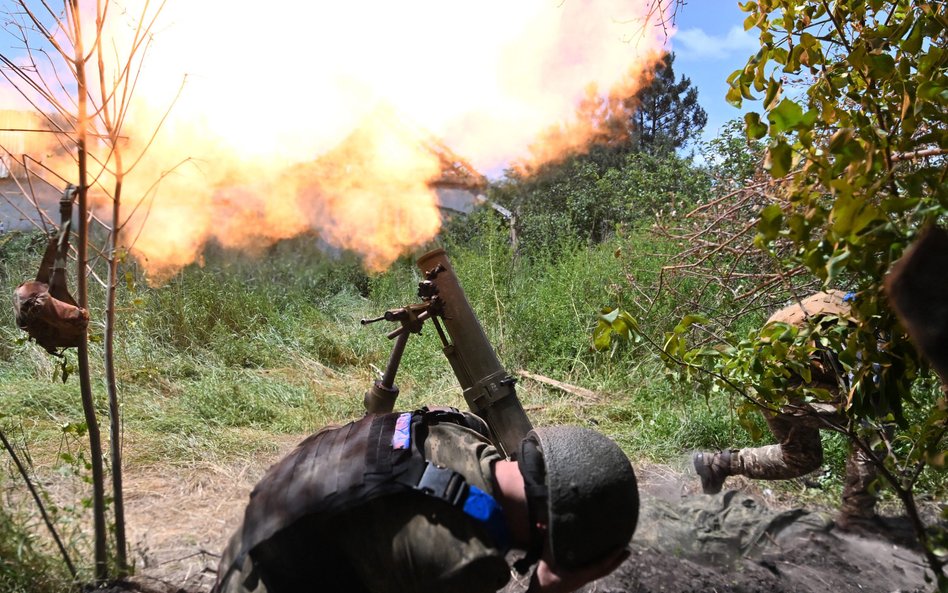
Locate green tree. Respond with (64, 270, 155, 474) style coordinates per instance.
(491, 150, 710, 255)
(702, 118, 767, 190)
(631, 52, 708, 155)
(536, 51, 709, 173)
(599, 0, 948, 584)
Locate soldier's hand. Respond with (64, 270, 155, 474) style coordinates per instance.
(527, 547, 630, 593)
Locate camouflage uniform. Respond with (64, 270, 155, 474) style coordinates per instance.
(728, 405, 879, 520)
(696, 291, 879, 521)
(216, 416, 510, 593)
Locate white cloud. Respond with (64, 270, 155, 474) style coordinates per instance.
(673, 25, 759, 60)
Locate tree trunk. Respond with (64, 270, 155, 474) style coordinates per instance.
(76, 202, 109, 585)
(105, 172, 128, 575)
(72, 1, 109, 580)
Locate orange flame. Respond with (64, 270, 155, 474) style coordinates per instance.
(2, 0, 673, 275)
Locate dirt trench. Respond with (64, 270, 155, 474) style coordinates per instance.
(117, 447, 933, 593)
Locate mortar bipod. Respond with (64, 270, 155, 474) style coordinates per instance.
(360, 297, 443, 414)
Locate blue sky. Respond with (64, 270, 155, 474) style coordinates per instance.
(667, 2, 759, 145)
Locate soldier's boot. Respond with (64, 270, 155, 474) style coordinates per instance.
(693, 450, 735, 495)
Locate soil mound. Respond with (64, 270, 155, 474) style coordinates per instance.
(580, 466, 931, 593)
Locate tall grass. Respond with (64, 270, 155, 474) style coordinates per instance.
(3, 220, 865, 463)
(0, 219, 765, 460)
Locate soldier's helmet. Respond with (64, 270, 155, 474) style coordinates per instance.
(518, 426, 638, 570)
(766, 290, 853, 327)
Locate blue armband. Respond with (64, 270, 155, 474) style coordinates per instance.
(463, 485, 511, 553)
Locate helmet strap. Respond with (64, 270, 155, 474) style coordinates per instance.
(512, 529, 544, 575)
(514, 437, 549, 574)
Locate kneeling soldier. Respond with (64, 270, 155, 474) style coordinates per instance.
(693, 291, 880, 529)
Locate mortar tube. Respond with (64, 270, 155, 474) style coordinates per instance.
(416, 248, 533, 457)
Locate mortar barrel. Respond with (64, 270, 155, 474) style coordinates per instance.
(416, 248, 533, 456)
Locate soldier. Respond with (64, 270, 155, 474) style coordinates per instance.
(214, 406, 639, 593)
(692, 290, 881, 530)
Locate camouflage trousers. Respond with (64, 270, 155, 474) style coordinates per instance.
(730, 411, 879, 519)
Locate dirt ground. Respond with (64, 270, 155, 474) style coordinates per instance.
(116, 440, 935, 593)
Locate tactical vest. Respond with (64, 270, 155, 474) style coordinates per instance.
(214, 407, 509, 593)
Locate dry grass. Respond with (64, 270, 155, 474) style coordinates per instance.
(121, 434, 303, 593)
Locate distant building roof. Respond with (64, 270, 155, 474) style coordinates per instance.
(419, 136, 487, 191)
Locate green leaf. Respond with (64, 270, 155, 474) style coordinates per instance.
(740, 81, 757, 101)
(612, 316, 631, 340)
(902, 20, 924, 54)
(799, 32, 818, 49)
(828, 128, 855, 154)
(800, 109, 818, 128)
(593, 323, 612, 351)
(768, 98, 804, 133)
(764, 141, 792, 178)
(744, 12, 759, 31)
(764, 76, 783, 111)
(618, 310, 641, 335)
(917, 81, 946, 101)
(758, 204, 784, 240)
(59, 358, 72, 384)
(804, 247, 828, 277)
(770, 45, 787, 64)
(593, 317, 614, 351)
(881, 197, 920, 214)
(786, 212, 810, 242)
(600, 308, 619, 324)
(594, 308, 640, 351)
(695, 348, 722, 359)
(663, 332, 682, 358)
(745, 112, 768, 139)
(737, 402, 765, 440)
(673, 314, 710, 334)
(848, 45, 868, 71)
(786, 44, 804, 72)
(866, 53, 895, 79)
(726, 85, 744, 108)
(61, 421, 87, 437)
(825, 249, 850, 285)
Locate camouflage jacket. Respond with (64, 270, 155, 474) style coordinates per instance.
(215, 412, 510, 593)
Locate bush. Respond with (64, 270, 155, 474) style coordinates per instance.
(0, 483, 75, 593)
(490, 151, 711, 256)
